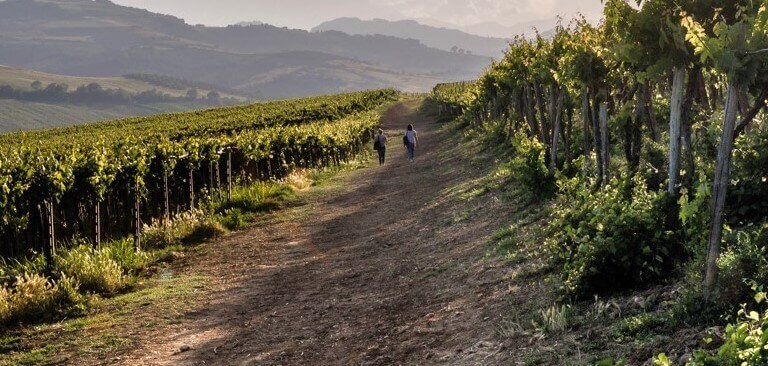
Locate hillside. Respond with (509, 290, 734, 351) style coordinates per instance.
(0, 99, 205, 132)
(0, 64, 253, 132)
(313, 17, 510, 58)
(0, 0, 490, 98)
(0, 65, 245, 99)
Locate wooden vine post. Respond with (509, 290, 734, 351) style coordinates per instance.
(215, 159, 222, 200)
(163, 170, 170, 224)
(188, 163, 195, 209)
(43, 200, 56, 269)
(94, 199, 101, 248)
(209, 161, 215, 193)
(226, 148, 233, 201)
(133, 183, 141, 251)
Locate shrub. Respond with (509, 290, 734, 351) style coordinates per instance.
(56, 245, 126, 294)
(713, 228, 768, 308)
(729, 123, 768, 223)
(509, 132, 555, 200)
(551, 173, 682, 296)
(688, 304, 768, 365)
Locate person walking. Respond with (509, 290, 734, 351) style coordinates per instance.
(404, 124, 418, 162)
(373, 128, 388, 165)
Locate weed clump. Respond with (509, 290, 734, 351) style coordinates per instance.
(56, 245, 126, 294)
(0, 274, 85, 325)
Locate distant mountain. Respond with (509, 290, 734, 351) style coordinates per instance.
(313, 17, 509, 58)
(415, 18, 558, 39)
(0, 0, 490, 99)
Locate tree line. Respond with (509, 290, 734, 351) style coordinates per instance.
(0, 81, 241, 106)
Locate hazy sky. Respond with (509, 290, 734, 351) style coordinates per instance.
(111, 0, 603, 32)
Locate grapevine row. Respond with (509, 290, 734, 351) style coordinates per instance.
(0, 90, 396, 260)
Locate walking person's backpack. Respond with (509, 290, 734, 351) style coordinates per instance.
(373, 135, 381, 151)
(403, 134, 408, 146)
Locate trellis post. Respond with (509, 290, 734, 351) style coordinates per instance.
(163, 170, 170, 224)
(227, 149, 233, 201)
(44, 200, 56, 269)
(188, 164, 195, 209)
(94, 199, 101, 248)
(133, 188, 141, 251)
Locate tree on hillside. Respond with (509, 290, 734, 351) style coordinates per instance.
(206, 91, 221, 105)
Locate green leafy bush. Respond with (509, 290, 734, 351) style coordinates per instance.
(551, 173, 681, 296)
(713, 228, 768, 308)
(509, 132, 556, 200)
(729, 123, 768, 223)
(688, 299, 768, 365)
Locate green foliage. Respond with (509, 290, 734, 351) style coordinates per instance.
(55, 245, 126, 294)
(0, 273, 85, 325)
(102, 239, 153, 274)
(678, 183, 711, 257)
(715, 228, 768, 307)
(509, 132, 556, 200)
(215, 183, 295, 214)
(551, 173, 681, 296)
(729, 123, 768, 223)
(688, 300, 768, 365)
(0, 90, 394, 245)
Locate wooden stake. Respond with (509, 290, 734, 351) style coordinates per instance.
(94, 199, 101, 248)
(133, 195, 141, 251)
(188, 165, 195, 209)
(163, 170, 170, 224)
(227, 149, 232, 201)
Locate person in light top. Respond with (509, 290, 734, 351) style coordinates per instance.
(404, 124, 418, 162)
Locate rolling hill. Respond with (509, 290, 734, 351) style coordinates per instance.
(312, 17, 510, 58)
(0, 0, 490, 98)
(0, 64, 252, 132)
(0, 64, 244, 99)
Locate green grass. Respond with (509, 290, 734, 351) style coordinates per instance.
(0, 275, 205, 366)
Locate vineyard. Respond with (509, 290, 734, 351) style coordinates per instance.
(0, 89, 396, 265)
(430, 1, 768, 363)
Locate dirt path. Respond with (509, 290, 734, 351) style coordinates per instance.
(117, 100, 529, 365)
